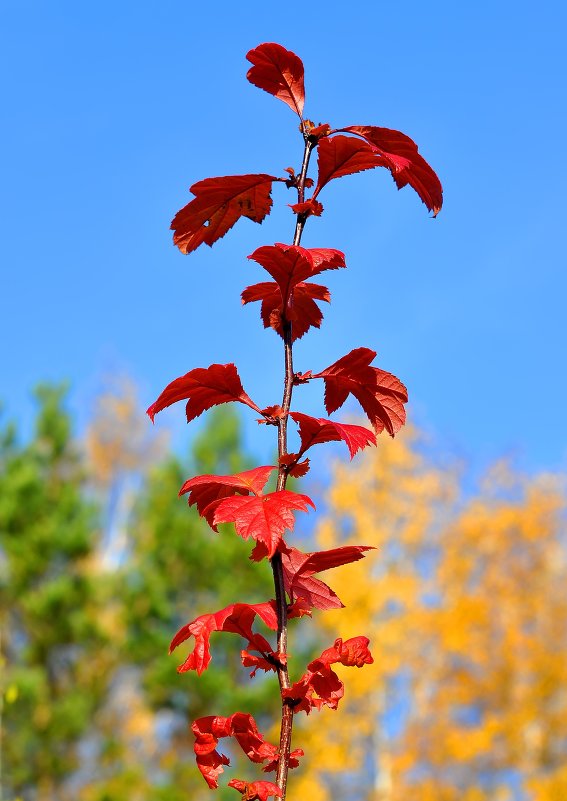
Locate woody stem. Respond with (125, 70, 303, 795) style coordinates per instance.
(271, 131, 315, 799)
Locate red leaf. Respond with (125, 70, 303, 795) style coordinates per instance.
(171, 174, 278, 254)
(228, 780, 282, 801)
(282, 636, 373, 714)
(289, 198, 324, 217)
(246, 43, 305, 118)
(340, 125, 443, 215)
(248, 243, 345, 305)
(259, 404, 285, 421)
(262, 747, 304, 774)
(147, 363, 261, 424)
(317, 636, 374, 668)
(169, 601, 277, 675)
(296, 545, 375, 578)
(241, 648, 283, 677)
(306, 122, 332, 139)
(311, 347, 408, 436)
(285, 457, 311, 478)
(192, 713, 278, 789)
(179, 466, 276, 529)
(213, 490, 315, 560)
(287, 597, 313, 619)
(313, 135, 387, 196)
(282, 663, 344, 714)
(242, 280, 330, 341)
(281, 545, 374, 611)
(277, 282, 331, 339)
(244, 243, 343, 341)
(290, 411, 376, 459)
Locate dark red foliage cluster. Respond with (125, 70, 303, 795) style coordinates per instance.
(149, 42, 441, 801)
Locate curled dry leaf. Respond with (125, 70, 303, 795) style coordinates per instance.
(282, 636, 373, 714)
(192, 713, 279, 788)
(289, 198, 324, 217)
(169, 601, 278, 675)
(228, 779, 283, 801)
(317, 635, 374, 668)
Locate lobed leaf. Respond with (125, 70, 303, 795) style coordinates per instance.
(282, 636, 373, 714)
(316, 635, 374, 668)
(192, 713, 279, 788)
(340, 125, 443, 215)
(281, 545, 374, 610)
(248, 243, 345, 305)
(171, 174, 278, 254)
(282, 662, 343, 714)
(246, 43, 305, 117)
(289, 411, 376, 459)
(284, 457, 311, 478)
(147, 363, 261, 424)
(311, 347, 408, 436)
(179, 466, 276, 529)
(169, 602, 277, 675)
(213, 490, 315, 560)
(228, 779, 282, 801)
(313, 135, 388, 195)
(289, 198, 323, 217)
(241, 648, 284, 678)
(244, 243, 344, 341)
(262, 747, 304, 774)
(242, 280, 330, 341)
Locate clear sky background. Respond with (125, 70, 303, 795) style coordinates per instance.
(2, 1, 566, 475)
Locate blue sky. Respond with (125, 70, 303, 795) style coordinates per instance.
(2, 1, 566, 474)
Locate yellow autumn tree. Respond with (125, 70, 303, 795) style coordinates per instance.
(291, 428, 567, 801)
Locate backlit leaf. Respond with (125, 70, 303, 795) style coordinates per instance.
(171, 174, 278, 254)
(246, 43, 305, 117)
(244, 243, 343, 340)
(147, 363, 262, 424)
(290, 411, 376, 459)
(311, 347, 408, 436)
(248, 243, 345, 305)
(282, 636, 373, 714)
(317, 635, 374, 668)
(213, 490, 315, 560)
(281, 545, 374, 610)
(228, 779, 282, 801)
(192, 713, 278, 788)
(170, 602, 277, 675)
(340, 125, 443, 215)
(179, 466, 276, 529)
(313, 135, 387, 195)
(242, 281, 330, 341)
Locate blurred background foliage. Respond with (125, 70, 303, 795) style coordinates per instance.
(1, 381, 566, 801)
